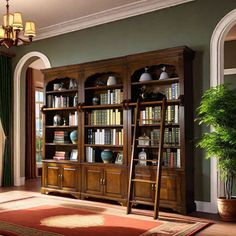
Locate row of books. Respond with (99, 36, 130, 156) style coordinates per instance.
(47, 95, 71, 108)
(139, 105, 179, 124)
(161, 83, 179, 100)
(164, 127, 180, 145)
(138, 127, 179, 147)
(87, 128, 124, 145)
(163, 148, 181, 168)
(87, 109, 122, 125)
(100, 89, 123, 105)
(53, 131, 70, 144)
(85, 147, 96, 162)
(69, 112, 78, 126)
(53, 151, 69, 160)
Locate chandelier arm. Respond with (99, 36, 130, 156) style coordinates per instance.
(17, 37, 32, 44)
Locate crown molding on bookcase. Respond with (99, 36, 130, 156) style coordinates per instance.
(35, 0, 195, 41)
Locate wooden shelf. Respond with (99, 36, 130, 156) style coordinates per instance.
(129, 100, 180, 107)
(45, 143, 77, 147)
(46, 125, 78, 129)
(135, 145, 180, 149)
(43, 107, 77, 111)
(46, 89, 78, 94)
(82, 104, 123, 109)
(84, 144, 123, 148)
(85, 125, 123, 128)
(131, 77, 179, 86)
(85, 84, 123, 91)
(42, 159, 78, 164)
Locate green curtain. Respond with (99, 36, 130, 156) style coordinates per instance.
(0, 55, 13, 186)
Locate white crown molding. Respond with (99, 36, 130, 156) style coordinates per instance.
(35, 0, 195, 41)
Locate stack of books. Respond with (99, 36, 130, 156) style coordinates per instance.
(53, 131, 69, 144)
(53, 151, 69, 160)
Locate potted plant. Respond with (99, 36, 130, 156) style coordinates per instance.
(196, 84, 236, 221)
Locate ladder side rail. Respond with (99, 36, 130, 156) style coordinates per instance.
(154, 98, 167, 219)
(127, 100, 140, 214)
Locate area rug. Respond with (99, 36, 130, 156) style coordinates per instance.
(0, 196, 210, 236)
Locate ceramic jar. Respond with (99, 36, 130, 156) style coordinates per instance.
(70, 130, 78, 144)
(101, 149, 113, 163)
(92, 96, 99, 105)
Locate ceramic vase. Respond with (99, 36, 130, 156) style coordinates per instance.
(70, 130, 78, 144)
(101, 149, 113, 163)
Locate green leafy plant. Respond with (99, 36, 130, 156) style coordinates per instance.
(196, 84, 236, 199)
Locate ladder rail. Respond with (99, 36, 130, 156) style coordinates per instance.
(127, 100, 140, 214)
(154, 98, 166, 219)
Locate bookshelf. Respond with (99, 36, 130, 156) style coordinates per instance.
(41, 46, 195, 213)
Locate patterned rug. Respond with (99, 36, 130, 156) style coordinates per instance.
(0, 195, 210, 236)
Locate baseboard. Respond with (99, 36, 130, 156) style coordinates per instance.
(195, 201, 218, 214)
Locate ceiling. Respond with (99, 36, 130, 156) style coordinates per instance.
(0, 0, 194, 40)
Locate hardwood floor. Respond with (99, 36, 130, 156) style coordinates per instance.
(0, 178, 235, 235)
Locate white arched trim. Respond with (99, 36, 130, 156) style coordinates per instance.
(196, 9, 236, 214)
(14, 52, 51, 186)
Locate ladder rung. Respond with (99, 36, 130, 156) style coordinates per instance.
(130, 200, 154, 206)
(133, 159, 158, 163)
(131, 179, 156, 184)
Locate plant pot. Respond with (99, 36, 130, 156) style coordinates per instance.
(217, 197, 236, 221)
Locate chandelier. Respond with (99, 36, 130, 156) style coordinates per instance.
(0, 0, 36, 48)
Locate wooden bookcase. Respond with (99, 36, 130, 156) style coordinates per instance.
(41, 46, 195, 213)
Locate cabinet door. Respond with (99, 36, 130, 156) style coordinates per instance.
(133, 170, 154, 202)
(103, 168, 127, 198)
(61, 165, 78, 192)
(83, 166, 103, 195)
(44, 164, 61, 189)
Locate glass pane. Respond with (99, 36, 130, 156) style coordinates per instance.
(39, 92, 43, 102)
(35, 104, 40, 118)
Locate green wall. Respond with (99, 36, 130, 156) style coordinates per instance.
(11, 0, 236, 202)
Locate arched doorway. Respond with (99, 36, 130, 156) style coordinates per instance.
(13, 52, 51, 186)
(210, 8, 236, 213)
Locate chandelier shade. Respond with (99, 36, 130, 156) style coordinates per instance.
(0, 0, 36, 48)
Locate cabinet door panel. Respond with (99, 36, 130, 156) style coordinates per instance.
(103, 168, 126, 198)
(45, 165, 61, 189)
(160, 174, 178, 202)
(84, 167, 103, 195)
(61, 166, 78, 191)
(133, 172, 153, 202)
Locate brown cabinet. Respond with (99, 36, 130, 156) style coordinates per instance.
(41, 46, 195, 214)
(133, 167, 184, 212)
(42, 161, 79, 196)
(82, 165, 127, 203)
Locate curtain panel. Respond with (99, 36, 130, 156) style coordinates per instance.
(0, 55, 13, 186)
(25, 67, 36, 179)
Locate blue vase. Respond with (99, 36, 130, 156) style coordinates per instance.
(101, 149, 113, 163)
(70, 130, 78, 144)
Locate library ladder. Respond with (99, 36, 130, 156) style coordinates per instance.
(126, 98, 167, 219)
